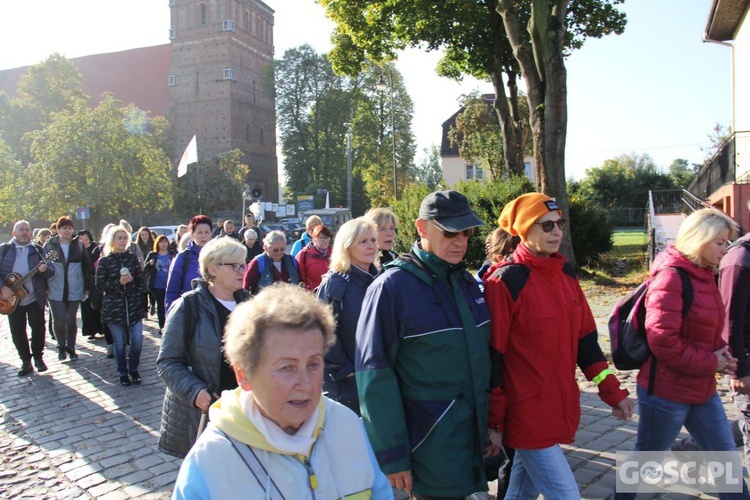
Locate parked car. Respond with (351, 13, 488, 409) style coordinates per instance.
(131, 225, 180, 243)
(279, 217, 301, 226)
(256, 223, 299, 243)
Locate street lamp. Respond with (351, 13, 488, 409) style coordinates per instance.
(344, 122, 353, 210)
(377, 71, 398, 200)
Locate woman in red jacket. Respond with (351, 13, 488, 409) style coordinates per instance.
(484, 192, 633, 499)
(616, 208, 747, 499)
(296, 225, 332, 291)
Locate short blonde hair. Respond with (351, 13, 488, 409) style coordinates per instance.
(305, 215, 322, 230)
(198, 237, 247, 282)
(103, 226, 130, 256)
(330, 218, 379, 273)
(223, 283, 336, 375)
(263, 230, 286, 246)
(675, 208, 738, 266)
(365, 207, 399, 230)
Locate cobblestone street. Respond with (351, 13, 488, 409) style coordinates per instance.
(0, 304, 743, 499)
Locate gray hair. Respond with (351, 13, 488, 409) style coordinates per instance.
(199, 237, 247, 282)
(263, 230, 286, 246)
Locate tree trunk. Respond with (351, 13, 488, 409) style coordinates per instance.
(497, 0, 577, 266)
(489, 69, 524, 176)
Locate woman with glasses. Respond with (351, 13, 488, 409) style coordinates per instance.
(484, 192, 633, 499)
(242, 230, 300, 295)
(365, 207, 399, 268)
(95, 226, 146, 386)
(156, 237, 251, 458)
(316, 218, 379, 414)
(295, 225, 332, 291)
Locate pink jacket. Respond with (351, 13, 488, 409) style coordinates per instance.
(639, 246, 725, 403)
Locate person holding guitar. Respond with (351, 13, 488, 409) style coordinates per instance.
(0, 220, 56, 376)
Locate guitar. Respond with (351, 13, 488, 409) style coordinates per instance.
(0, 251, 57, 315)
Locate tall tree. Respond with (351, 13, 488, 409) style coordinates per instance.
(413, 145, 443, 191)
(319, 0, 626, 264)
(16, 94, 173, 229)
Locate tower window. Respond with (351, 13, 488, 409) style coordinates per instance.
(222, 19, 234, 31)
(200, 4, 207, 25)
(260, 127, 265, 145)
(223, 68, 236, 80)
(169, 29, 176, 39)
(167, 75, 176, 86)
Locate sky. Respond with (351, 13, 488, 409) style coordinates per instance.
(0, 0, 731, 181)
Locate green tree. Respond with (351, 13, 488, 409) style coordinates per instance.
(18, 94, 173, 229)
(668, 158, 695, 189)
(0, 138, 24, 225)
(318, 0, 627, 266)
(275, 46, 415, 209)
(413, 145, 443, 190)
(0, 54, 89, 163)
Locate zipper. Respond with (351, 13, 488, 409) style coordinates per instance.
(302, 429, 321, 499)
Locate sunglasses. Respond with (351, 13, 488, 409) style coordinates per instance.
(429, 221, 477, 239)
(219, 263, 247, 272)
(534, 218, 567, 233)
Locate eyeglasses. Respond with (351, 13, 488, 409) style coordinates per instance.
(219, 263, 247, 272)
(534, 218, 567, 233)
(429, 221, 476, 239)
(315, 236, 331, 242)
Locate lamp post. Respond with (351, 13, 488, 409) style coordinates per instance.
(344, 122, 353, 210)
(377, 70, 398, 200)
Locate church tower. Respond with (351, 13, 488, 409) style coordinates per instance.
(167, 0, 278, 202)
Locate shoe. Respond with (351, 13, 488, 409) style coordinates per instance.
(106, 345, 114, 359)
(67, 348, 79, 360)
(33, 357, 48, 373)
(87, 335, 98, 342)
(150, 304, 156, 316)
(129, 371, 141, 384)
(58, 347, 67, 361)
(120, 375, 131, 386)
(17, 361, 33, 377)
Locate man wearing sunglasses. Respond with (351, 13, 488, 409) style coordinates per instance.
(356, 190, 493, 499)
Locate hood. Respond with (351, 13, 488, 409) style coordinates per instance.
(651, 246, 713, 283)
(209, 388, 326, 458)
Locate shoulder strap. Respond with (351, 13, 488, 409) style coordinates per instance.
(221, 430, 285, 499)
(181, 249, 191, 279)
(490, 263, 531, 302)
(182, 292, 199, 355)
(668, 267, 693, 317)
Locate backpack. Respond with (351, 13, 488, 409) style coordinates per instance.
(608, 267, 693, 375)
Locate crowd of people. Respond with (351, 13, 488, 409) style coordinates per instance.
(3, 192, 750, 499)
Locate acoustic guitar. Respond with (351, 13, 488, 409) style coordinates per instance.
(0, 251, 57, 315)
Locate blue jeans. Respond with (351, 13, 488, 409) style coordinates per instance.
(615, 384, 749, 499)
(505, 444, 579, 499)
(108, 322, 143, 376)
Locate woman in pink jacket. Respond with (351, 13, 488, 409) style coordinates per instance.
(617, 208, 747, 499)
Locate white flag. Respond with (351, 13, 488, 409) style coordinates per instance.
(325, 190, 330, 209)
(177, 135, 198, 177)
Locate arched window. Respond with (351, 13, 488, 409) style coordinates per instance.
(259, 127, 265, 145)
(200, 4, 207, 25)
(245, 124, 251, 142)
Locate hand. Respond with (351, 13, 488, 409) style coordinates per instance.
(731, 376, 750, 395)
(119, 274, 133, 286)
(612, 398, 635, 420)
(0, 286, 13, 300)
(387, 470, 412, 492)
(485, 429, 503, 457)
(194, 389, 214, 412)
(38, 263, 47, 273)
(715, 347, 738, 374)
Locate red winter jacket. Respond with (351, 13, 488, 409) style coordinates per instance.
(485, 243, 626, 449)
(639, 246, 724, 403)
(296, 243, 331, 291)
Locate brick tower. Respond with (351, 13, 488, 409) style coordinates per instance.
(167, 0, 278, 202)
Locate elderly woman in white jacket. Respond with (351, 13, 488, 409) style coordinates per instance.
(172, 283, 391, 499)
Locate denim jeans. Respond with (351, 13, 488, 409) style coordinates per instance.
(108, 322, 143, 376)
(615, 384, 749, 499)
(505, 444, 579, 499)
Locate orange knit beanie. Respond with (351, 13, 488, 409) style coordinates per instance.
(498, 193, 562, 242)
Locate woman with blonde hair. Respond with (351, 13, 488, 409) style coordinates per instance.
(365, 207, 399, 266)
(316, 217, 379, 414)
(95, 225, 146, 386)
(616, 208, 748, 498)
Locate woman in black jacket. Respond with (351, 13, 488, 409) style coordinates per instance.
(316, 217, 379, 414)
(95, 225, 146, 386)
